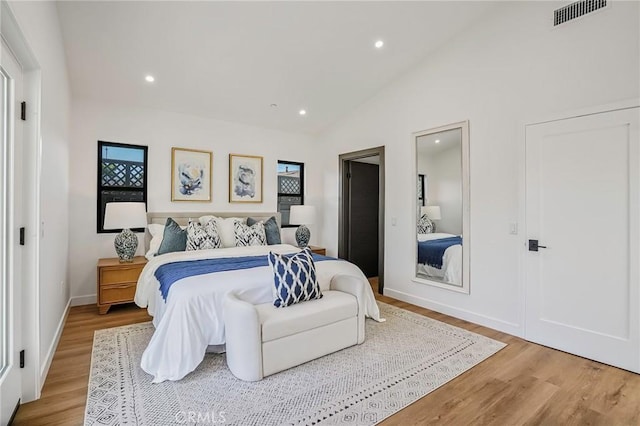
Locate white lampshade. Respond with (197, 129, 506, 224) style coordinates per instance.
(104, 202, 147, 230)
(289, 205, 316, 225)
(421, 205, 441, 220)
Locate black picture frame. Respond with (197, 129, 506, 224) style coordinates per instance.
(418, 174, 425, 207)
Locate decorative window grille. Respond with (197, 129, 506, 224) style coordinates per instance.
(101, 160, 144, 187)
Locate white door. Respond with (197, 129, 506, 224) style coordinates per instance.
(0, 41, 24, 424)
(525, 107, 639, 372)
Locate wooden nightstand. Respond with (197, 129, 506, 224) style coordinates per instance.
(97, 256, 147, 314)
(308, 245, 326, 256)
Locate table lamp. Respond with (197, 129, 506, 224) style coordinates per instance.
(103, 202, 147, 262)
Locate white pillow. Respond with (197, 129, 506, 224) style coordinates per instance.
(145, 223, 165, 260)
(199, 216, 246, 248)
(198, 215, 216, 225)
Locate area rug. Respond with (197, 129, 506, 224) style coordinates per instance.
(84, 302, 505, 425)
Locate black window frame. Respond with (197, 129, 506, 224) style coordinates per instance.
(277, 160, 305, 228)
(97, 140, 148, 233)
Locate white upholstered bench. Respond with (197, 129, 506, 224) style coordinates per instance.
(223, 274, 366, 381)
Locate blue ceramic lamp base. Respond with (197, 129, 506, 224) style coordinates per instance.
(295, 225, 310, 248)
(114, 228, 139, 262)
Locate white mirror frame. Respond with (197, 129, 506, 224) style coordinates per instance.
(412, 120, 470, 294)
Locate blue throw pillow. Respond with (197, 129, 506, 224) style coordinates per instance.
(268, 247, 322, 307)
(157, 218, 187, 255)
(247, 216, 282, 245)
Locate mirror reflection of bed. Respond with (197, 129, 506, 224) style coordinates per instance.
(415, 124, 466, 288)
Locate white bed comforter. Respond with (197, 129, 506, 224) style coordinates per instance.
(134, 244, 382, 383)
(417, 233, 462, 285)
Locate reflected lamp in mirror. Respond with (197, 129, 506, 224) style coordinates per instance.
(289, 205, 315, 248)
(103, 202, 147, 262)
(421, 205, 441, 220)
(421, 206, 441, 231)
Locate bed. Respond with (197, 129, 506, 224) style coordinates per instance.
(417, 232, 462, 286)
(135, 212, 382, 383)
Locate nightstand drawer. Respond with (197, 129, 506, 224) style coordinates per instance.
(100, 265, 144, 285)
(100, 283, 137, 304)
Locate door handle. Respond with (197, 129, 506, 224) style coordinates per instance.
(528, 239, 547, 252)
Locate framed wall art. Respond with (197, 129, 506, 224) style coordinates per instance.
(229, 154, 263, 203)
(171, 147, 212, 202)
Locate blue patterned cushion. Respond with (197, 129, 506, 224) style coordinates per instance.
(247, 216, 281, 245)
(234, 221, 267, 247)
(157, 218, 187, 255)
(186, 219, 221, 251)
(268, 247, 323, 307)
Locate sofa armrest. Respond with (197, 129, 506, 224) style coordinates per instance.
(330, 275, 366, 344)
(223, 292, 264, 381)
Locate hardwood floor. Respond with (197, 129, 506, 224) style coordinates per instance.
(13, 304, 151, 426)
(14, 283, 640, 425)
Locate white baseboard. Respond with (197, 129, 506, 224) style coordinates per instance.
(39, 298, 71, 387)
(384, 288, 523, 338)
(70, 293, 97, 306)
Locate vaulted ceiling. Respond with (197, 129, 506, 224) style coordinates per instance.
(56, 1, 495, 134)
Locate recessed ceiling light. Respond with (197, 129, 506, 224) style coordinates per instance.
(299, 109, 307, 116)
(435, 139, 441, 144)
(145, 75, 155, 83)
(374, 40, 384, 49)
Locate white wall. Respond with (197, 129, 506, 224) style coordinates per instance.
(420, 146, 462, 235)
(69, 99, 318, 301)
(8, 0, 72, 382)
(318, 1, 639, 335)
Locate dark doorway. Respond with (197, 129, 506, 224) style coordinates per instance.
(338, 146, 385, 294)
(347, 161, 379, 277)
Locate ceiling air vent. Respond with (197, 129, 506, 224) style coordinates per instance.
(554, 0, 607, 26)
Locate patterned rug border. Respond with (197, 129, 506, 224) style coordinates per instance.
(84, 302, 507, 425)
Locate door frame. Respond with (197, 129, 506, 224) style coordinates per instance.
(1, 0, 43, 402)
(338, 146, 385, 293)
(518, 98, 640, 337)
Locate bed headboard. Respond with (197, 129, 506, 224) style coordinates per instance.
(145, 211, 281, 250)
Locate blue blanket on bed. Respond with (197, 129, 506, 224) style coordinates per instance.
(418, 237, 462, 269)
(155, 253, 335, 301)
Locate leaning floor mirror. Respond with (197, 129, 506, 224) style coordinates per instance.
(413, 121, 470, 293)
